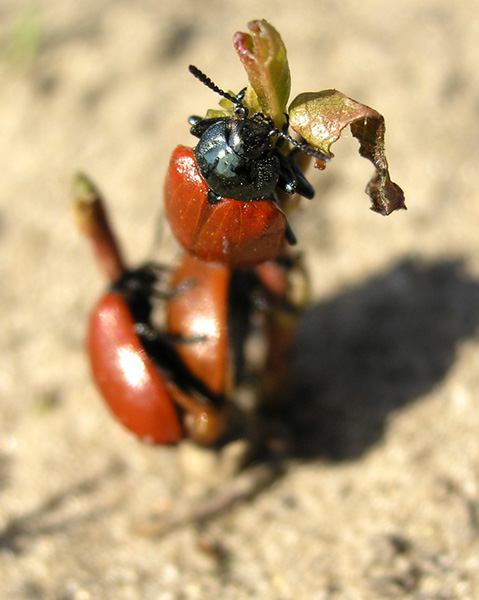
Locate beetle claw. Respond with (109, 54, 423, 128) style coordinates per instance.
(207, 190, 223, 205)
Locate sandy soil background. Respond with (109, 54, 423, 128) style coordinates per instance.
(1, 1, 479, 598)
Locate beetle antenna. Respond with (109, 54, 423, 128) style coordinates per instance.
(272, 129, 330, 163)
(189, 65, 243, 110)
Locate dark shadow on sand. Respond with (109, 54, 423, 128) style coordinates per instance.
(290, 257, 479, 459)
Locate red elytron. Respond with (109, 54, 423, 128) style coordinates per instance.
(167, 253, 233, 398)
(88, 290, 184, 444)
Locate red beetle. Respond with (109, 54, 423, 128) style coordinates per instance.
(164, 146, 288, 269)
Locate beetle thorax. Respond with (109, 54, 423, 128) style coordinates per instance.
(228, 119, 273, 160)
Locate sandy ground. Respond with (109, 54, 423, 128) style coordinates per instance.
(1, 1, 479, 598)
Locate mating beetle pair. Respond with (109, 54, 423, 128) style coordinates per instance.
(89, 257, 230, 446)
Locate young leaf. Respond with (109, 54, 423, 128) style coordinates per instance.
(233, 19, 291, 128)
(289, 90, 405, 215)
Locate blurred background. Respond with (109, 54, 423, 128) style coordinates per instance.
(1, 1, 479, 598)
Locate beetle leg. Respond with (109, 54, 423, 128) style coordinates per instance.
(207, 189, 223, 205)
(170, 333, 210, 345)
(285, 222, 297, 246)
(275, 150, 299, 195)
(287, 151, 315, 199)
(275, 149, 315, 200)
(135, 323, 208, 346)
(268, 196, 297, 246)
